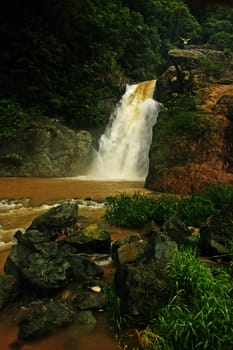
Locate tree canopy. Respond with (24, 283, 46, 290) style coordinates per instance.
(0, 0, 233, 131)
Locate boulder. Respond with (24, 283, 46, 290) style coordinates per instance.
(114, 262, 172, 327)
(28, 201, 78, 235)
(4, 202, 79, 289)
(162, 216, 191, 246)
(73, 288, 105, 310)
(0, 275, 19, 310)
(18, 300, 74, 340)
(200, 206, 233, 258)
(116, 240, 148, 265)
(151, 232, 178, 268)
(69, 254, 104, 281)
(111, 234, 142, 264)
(4, 240, 72, 289)
(66, 224, 111, 254)
(76, 310, 96, 324)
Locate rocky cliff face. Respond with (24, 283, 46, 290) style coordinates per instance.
(146, 48, 233, 193)
(0, 118, 93, 177)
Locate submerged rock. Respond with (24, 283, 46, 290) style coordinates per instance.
(18, 300, 74, 340)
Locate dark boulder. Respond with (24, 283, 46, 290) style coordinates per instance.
(4, 241, 72, 289)
(4, 202, 79, 290)
(18, 300, 74, 340)
(200, 206, 233, 258)
(66, 224, 111, 254)
(113, 231, 177, 328)
(73, 288, 106, 310)
(28, 201, 78, 236)
(76, 310, 96, 324)
(114, 262, 172, 328)
(0, 274, 19, 310)
(69, 254, 104, 281)
(162, 216, 191, 246)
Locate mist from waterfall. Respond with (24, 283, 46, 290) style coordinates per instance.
(88, 80, 161, 181)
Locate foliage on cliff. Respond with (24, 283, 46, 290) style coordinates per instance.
(1, 0, 233, 138)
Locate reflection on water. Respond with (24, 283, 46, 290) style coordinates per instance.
(0, 313, 118, 350)
(0, 177, 147, 350)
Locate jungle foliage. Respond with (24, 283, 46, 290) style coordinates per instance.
(138, 247, 233, 350)
(1, 0, 233, 136)
(104, 184, 233, 228)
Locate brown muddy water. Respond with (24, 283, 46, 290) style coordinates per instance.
(0, 177, 148, 350)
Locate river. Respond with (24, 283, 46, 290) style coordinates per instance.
(0, 177, 148, 350)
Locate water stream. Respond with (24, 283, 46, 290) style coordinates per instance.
(88, 80, 161, 180)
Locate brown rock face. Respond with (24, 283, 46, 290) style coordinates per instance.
(146, 48, 233, 194)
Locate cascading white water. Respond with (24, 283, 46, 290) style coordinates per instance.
(88, 80, 161, 180)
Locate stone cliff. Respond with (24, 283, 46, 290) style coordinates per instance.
(0, 118, 93, 177)
(145, 47, 233, 193)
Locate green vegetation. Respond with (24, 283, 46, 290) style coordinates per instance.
(104, 192, 177, 228)
(201, 183, 233, 210)
(105, 284, 125, 336)
(200, 57, 227, 79)
(149, 91, 211, 170)
(105, 186, 233, 349)
(0, 99, 34, 140)
(104, 184, 233, 228)
(138, 247, 233, 350)
(1, 0, 233, 138)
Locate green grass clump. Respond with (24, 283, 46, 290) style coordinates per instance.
(104, 193, 177, 228)
(105, 284, 125, 337)
(176, 195, 215, 227)
(104, 185, 233, 229)
(201, 184, 233, 210)
(138, 248, 233, 350)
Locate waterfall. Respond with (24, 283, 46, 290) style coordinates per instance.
(88, 80, 161, 180)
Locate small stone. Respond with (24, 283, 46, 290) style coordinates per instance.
(88, 286, 101, 293)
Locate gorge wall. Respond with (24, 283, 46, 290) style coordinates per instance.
(145, 47, 233, 193)
(0, 118, 93, 177)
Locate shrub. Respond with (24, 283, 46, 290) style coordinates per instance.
(151, 196, 178, 225)
(200, 57, 226, 79)
(104, 192, 216, 229)
(0, 99, 31, 141)
(176, 194, 215, 227)
(138, 248, 233, 350)
(201, 183, 233, 210)
(104, 192, 156, 228)
(104, 193, 178, 228)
